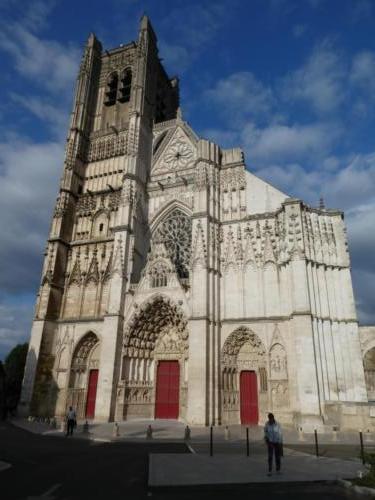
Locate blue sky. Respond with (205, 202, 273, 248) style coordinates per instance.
(1, 0, 375, 360)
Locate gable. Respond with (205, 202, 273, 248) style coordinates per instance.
(152, 125, 197, 175)
(245, 170, 288, 214)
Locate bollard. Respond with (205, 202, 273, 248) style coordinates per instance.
(332, 426, 338, 442)
(210, 426, 213, 457)
(314, 429, 319, 457)
(146, 424, 153, 439)
(184, 425, 191, 441)
(365, 430, 373, 443)
(113, 422, 120, 437)
(224, 426, 230, 441)
(61, 419, 67, 433)
(82, 420, 89, 434)
(298, 427, 305, 442)
(359, 430, 365, 464)
(246, 427, 249, 457)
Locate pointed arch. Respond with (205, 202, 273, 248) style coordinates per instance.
(150, 199, 192, 230)
(118, 67, 132, 103)
(123, 294, 188, 358)
(104, 72, 118, 106)
(222, 327, 266, 362)
(67, 331, 101, 418)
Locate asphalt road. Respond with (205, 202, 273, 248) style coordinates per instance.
(0, 422, 362, 499)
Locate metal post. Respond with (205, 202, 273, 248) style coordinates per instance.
(246, 427, 249, 457)
(210, 426, 213, 457)
(314, 429, 319, 457)
(359, 431, 365, 465)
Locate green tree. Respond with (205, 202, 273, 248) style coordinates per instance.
(4, 343, 28, 414)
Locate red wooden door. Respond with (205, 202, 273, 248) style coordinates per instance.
(85, 369, 99, 419)
(240, 370, 258, 425)
(155, 361, 180, 419)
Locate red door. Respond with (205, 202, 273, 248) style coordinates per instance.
(155, 361, 180, 419)
(85, 369, 99, 419)
(240, 370, 258, 425)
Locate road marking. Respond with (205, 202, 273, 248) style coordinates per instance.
(0, 461, 11, 472)
(42, 484, 61, 497)
(187, 443, 196, 454)
(27, 483, 61, 499)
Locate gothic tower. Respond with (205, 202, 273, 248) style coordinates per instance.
(20, 17, 179, 420)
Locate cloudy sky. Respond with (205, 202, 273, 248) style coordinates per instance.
(0, 0, 375, 360)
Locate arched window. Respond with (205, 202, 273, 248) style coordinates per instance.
(104, 73, 118, 106)
(153, 209, 192, 279)
(118, 68, 132, 103)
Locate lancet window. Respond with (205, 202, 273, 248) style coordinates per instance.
(104, 72, 118, 106)
(118, 68, 132, 103)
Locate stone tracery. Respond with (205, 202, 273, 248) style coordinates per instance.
(153, 209, 192, 279)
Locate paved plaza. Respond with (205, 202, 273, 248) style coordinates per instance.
(5, 418, 372, 492)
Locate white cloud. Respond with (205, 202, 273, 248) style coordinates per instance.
(0, 23, 79, 94)
(10, 93, 69, 139)
(158, 41, 191, 74)
(205, 72, 274, 123)
(350, 51, 375, 97)
(282, 41, 346, 114)
(0, 137, 64, 292)
(241, 121, 340, 164)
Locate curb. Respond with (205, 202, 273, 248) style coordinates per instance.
(338, 479, 375, 497)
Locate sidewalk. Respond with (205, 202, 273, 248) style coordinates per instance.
(8, 417, 372, 486)
(148, 452, 367, 486)
(10, 417, 375, 445)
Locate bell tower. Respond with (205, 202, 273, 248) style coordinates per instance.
(20, 16, 179, 419)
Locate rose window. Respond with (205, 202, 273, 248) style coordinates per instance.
(153, 209, 192, 278)
(164, 142, 193, 170)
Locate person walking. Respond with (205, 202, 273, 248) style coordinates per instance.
(66, 406, 77, 436)
(264, 412, 283, 476)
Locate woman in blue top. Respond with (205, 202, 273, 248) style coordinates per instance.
(264, 413, 283, 476)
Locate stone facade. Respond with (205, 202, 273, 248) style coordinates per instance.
(19, 17, 375, 430)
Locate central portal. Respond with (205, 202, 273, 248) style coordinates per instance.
(240, 370, 258, 425)
(155, 361, 180, 419)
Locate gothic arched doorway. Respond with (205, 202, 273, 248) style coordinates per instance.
(117, 295, 188, 420)
(67, 332, 100, 419)
(221, 327, 267, 425)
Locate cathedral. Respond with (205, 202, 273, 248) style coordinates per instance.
(20, 17, 375, 430)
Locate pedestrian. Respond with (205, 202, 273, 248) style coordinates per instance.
(66, 406, 77, 436)
(264, 412, 283, 476)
